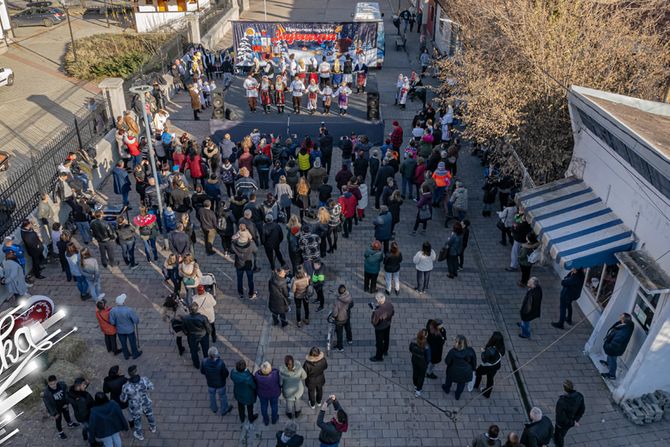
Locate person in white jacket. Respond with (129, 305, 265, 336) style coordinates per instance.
(413, 241, 436, 294)
(192, 284, 217, 343)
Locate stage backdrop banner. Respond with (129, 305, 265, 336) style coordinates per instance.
(233, 21, 378, 68)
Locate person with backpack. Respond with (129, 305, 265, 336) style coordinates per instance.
(473, 331, 506, 398)
(67, 377, 94, 443)
(412, 185, 433, 235)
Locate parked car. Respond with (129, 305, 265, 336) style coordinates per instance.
(10, 6, 65, 28)
(0, 68, 14, 87)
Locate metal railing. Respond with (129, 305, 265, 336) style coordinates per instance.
(0, 97, 111, 239)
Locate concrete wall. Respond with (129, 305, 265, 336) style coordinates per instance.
(0, 129, 118, 302)
(201, 5, 240, 50)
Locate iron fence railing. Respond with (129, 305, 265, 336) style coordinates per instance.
(0, 97, 111, 239)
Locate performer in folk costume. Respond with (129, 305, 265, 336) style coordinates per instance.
(342, 55, 353, 85)
(306, 78, 320, 114)
(354, 59, 369, 93)
(332, 58, 343, 87)
(260, 75, 273, 114)
(274, 75, 287, 114)
(243, 73, 260, 112)
(398, 76, 409, 110)
(262, 56, 275, 78)
(335, 83, 352, 115)
(321, 82, 334, 115)
(297, 59, 307, 82)
(289, 76, 305, 114)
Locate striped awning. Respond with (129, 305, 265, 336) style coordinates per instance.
(516, 177, 636, 269)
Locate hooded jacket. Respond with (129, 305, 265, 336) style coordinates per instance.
(254, 368, 281, 399)
(67, 386, 94, 423)
(317, 400, 347, 445)
(338, 192, 357, 218)
(182, 311, 212, 338)
(450, 184, 468, 210)
(88, 400, 128, 440)
(43, 381, 69, 416)
(373, 211, 393, 241)
(268, 272, 290, 314)
(200, 357, 229, 389)
(231, 369, 257, 405)
(364, 247, 384, 274)
(331, 290, 353, 325)
(603, 320, 634, 357)
(232, 239, 257, 270)
(279, 363, 307, 400)
(103, 373, 128, 409)
(262, 221, 284, 248)
(445, 347, 477, 383)
(303, 351, 328, 387)
(276, 431, 305, 447)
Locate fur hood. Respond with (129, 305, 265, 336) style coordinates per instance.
(306, 352, 324, 362)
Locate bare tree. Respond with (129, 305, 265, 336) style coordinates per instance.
(437, 0, 670, 183)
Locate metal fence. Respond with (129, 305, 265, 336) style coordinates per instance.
(0, 97, 111, 239)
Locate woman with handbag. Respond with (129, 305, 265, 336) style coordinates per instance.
(518, 233, 540, 287)
(291, 265, 311, 327)
(179, 254, 202, 305)
(473, 331, 506, 398)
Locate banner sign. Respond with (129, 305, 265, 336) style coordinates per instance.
(233, 21, 379, 68)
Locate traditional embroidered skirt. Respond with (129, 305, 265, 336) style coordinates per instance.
(261, 90, 272, 105)
(338, 93, 348, 108)
(275, 90, 285, 105)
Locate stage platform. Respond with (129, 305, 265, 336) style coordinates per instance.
(209, 75, 385, 145)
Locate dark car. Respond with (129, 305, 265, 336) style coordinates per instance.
(10, 6, 65, 28)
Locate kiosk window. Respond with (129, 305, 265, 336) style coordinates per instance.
(632, 288, 660, 333)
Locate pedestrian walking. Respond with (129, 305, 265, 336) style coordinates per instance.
(67, 377, 94, 443)
(88, 392, 129, 447)
(120, 365, 157, 442)
(109, 294, 142, 360)
(276, 421, 304, 446)
(331, 284, 354, 351)
(459, 219, 470, 269)
(518, 233, 540, 287)
(116, 216, 138, 269)
(409, 330, 429, 397)
(304, 346, 328, 408)
(425, 319, 446, 379)
(20, 219, 45, 279)
(96, 299, 121, 355)
(66, 243, 90, 299)
(363, 240, 383, 293)
(55, 229, 72, 281)
(279, 355, 307, 419)
(553, 379, 585, 447)
(439, 222, 463, 278)
(317, 395, 348, 447)
(43, 375, 79, 439)
(520, 407, 553, 447)
(473, 331, 506, 398)
(442, 335, 477, 400)
(551, 268, 586, 329)
(90, 211, 118, 268)
(471, 425, 501, 447)
(231, 359, 258, 424)
(193, 285, 217, 342)
(369, 293, 395, 362)
(383, 241, 402, 295)
(518, 277, 543, 339)
(413, 241, 436, 293)
(182, 302, 212, 369)
(600, 313, 634, 380)
(255, 361, 281, 426)
(412, 185, 433, 235)
(200, 347, 233, 416)
(80, 248, 104, 301)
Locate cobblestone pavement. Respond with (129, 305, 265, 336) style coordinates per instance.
(9, 0, 670, 446)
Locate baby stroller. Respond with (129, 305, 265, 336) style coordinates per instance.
(200, 273, 217, 296)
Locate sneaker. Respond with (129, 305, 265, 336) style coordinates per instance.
(67, 422, 80, 428)
(310, 403, 316, 409)
(97, 293, 106, 301)
(250, 414, 259, 423)
(347, 340, 353, 345)
(335, 347, 344, 352)
(505, 267, 518, 272)
(316, 401, 322, 406)
(130, 263, 140, 270)
(281, 322, 289, 328)
(249, 292, 258, 300)
(150, 426, 157, 433)
(601, 373, 615, 380)
(133, 432, 145, 441)
(425, 373, 438, 379)
(238, 294, 245, 300)
(415, 389, 422, 397)
(394, 289, 399, 296)
(58, 432, 67, 440)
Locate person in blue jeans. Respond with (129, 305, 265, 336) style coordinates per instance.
(200, 347, 233, 416)
(600, 313, 634, 380)
(518, 277, 543, 339)
(254, 361, 281, 426)
(65, 243, 90, 299)
(109, 294, 142, 360)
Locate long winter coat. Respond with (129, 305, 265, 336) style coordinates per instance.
(603, 320, 634, 357)
(444, 347, 477, 383)
(560, 269, 585, 302)
(279, 363, 307, 401)
(364, 247, 384, 274)
(255, 369, 281, 399)
(268, 272, 290, 314)
(303, 351, 328, 388)
(231, 369, 257, 405)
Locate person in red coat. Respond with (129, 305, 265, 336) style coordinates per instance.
(390, 121, 403, 151)
(96, 299, 121, 355)
(183, 150, 206, 188)
(238, 147, 254, 178)
(338, 186, 358, 238)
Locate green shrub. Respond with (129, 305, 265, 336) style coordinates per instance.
(64, 33, 170, 81)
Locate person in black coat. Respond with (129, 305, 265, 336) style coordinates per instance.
(20, 219, 45, 279)
(182, 302, 213, 369)
(262, 215, 285, 270)
(473, 331, 506, 399)
(551, 268, 585, 329)
(276, 421, 304, 446)
(425, 319, 446, 379)
(268, 268, 290, 327)
(409, 330, 429, 397)
(319, 130, 334, 174)
(353, 151, 369, 182)
(373, 160, 395, 209)
(67, 377, 94, 443)
(102, 366, 128, 411)
(441, 335, 477, 400)
(519, 277, 542, 339)
(521, 407, 553, 447)
(554, 379, 585, 447)
(459, 219, 470, 269)
(43, 375, 79, 439)
(303, 347, 328, 408)
(600, 313, 634, 379)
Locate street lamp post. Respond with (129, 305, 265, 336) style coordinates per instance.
(129, 85, 168, 250)
(61, 2, 77, 62)
(263, 0, 267, 21)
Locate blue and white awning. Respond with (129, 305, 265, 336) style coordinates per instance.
(516, 177, 636, 269)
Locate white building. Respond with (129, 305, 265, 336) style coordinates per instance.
(516, 86, 670, 402)
(134, 0, 210, 33)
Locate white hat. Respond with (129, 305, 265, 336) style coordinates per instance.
(115, 294, 127, 305)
